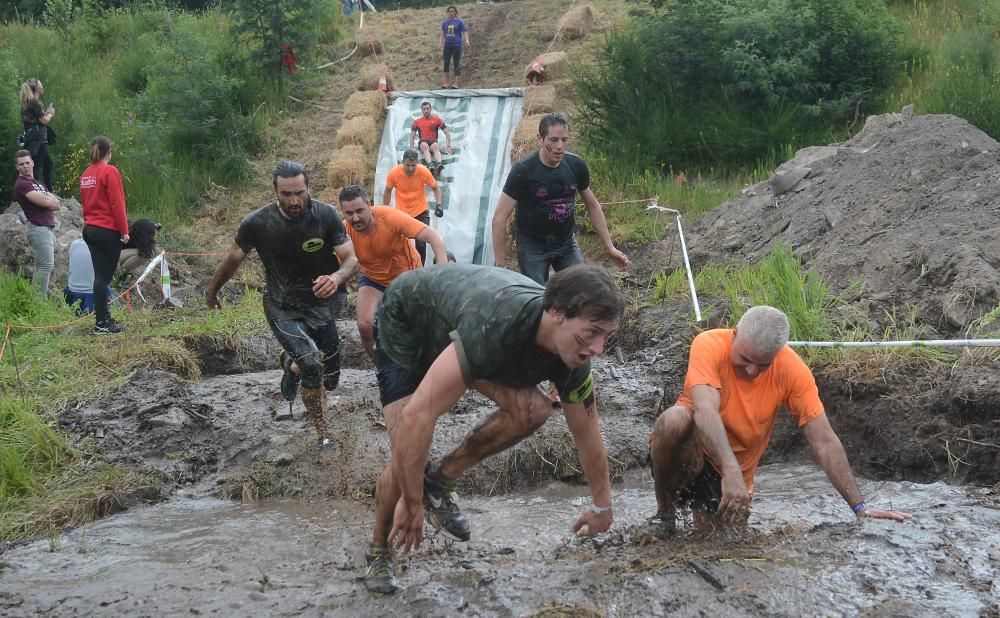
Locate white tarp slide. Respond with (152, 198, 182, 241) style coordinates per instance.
(374, 88, 523, 265)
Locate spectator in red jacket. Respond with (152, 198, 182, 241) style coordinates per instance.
(79, 135, 129, 335)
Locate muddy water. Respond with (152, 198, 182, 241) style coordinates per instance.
(1, 464, 996, 616)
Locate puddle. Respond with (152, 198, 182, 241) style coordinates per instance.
(1, 464, 997, 616)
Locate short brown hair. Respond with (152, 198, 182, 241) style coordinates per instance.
(15, 150, 31, 160)
(543, 264, 624, 322)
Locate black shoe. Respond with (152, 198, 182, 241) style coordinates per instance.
(93, 320, 125, 335)
(364, 544, 399, 594)
(279, 350, 300, 402)
(423, 463, 471, 541)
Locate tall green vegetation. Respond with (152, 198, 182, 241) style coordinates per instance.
(887, 0, 1000, 140)
(1, 1, 344, 222)
(576, 0, 908, 172)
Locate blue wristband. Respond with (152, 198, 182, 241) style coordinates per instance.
(852, 502, 866, 514)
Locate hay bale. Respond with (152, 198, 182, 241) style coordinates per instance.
(358, 64, 395, 92)
(345, 90, 386, 120)
(335, 115, 379, 150)
(327, 145, 369, 190)
(522, 84, 557, 115)
(557, 4, 595, 40)
(537, 51, 569, 81)
(355, 30, 383, 58)
(510, 114, 546, 163)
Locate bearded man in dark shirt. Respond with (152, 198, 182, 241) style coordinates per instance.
(207, 160, 359, 448)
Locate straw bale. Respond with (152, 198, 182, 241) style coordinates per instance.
(327, 145, 369, 190)
(522, 84, 558, 115)
(345, 90, 386, 120)
(358, 64, 395, 92)
(557, 4, 595, 41)
(335, 115, 379, 150)
(537, 51, 569, 81)
(356, 30, 384, 58)
(510, 114, 546, 163)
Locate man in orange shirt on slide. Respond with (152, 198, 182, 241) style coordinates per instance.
(383, 149, 444, 265)
(409, 101, 452, 175)
(340, 185, 450, 360)
(645, 305, 912, 537)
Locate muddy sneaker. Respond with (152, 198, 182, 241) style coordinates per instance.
(279, 350, 300, 402)
(423, 463, 471, 541)
(364, 544, 399, 595)
(93, 320, 125, 335)
(637, 511, 676, 540)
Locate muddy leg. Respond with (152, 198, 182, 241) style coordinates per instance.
(356, 286, 382, 361)
(372, 396, 409, 546)
(437, 382, 552, 479)
(649, 405, 703, 519)
(300, 386, 332, 443)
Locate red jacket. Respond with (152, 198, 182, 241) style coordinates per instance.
(80, 161, 128, 235)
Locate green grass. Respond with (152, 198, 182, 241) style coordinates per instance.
(0, 270, 267, 540)
(651, 244, 836, 342)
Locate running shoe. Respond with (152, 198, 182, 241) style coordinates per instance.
(423, 463, 471, 541)
(364, 544, 399, 594)
(93, 320, 125, 335)
(279, 350, 300, 402)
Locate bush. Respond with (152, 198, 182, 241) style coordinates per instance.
(575, 0, 907, 171)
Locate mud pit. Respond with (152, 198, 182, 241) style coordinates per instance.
(0, 330, 997, 615)
(1, 466, 997, 616)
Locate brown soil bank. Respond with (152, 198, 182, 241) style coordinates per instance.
(678, 111, 1000, 485)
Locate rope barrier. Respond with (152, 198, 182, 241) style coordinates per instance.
(0, 323, 10, 364)
(789, 339, 1000, 348)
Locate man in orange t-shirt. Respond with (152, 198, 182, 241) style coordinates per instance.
(339, 185, 450, 360)
(645, 306, 912, 537)
(383, 149, 444, 265)
(409, 101, 452, 171)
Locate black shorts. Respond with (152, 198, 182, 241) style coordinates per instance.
(677, 464, 723, 513)
(419, 139, 438, 148)
(373, 321, 422, 407)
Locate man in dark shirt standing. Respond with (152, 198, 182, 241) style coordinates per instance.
(13, 150, 61, 296)
(363, 263, 623, 594)
(207, 160, 359, 448)
(491, 112, 630, 284)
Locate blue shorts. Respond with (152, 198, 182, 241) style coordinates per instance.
(359, 275, 387, 293)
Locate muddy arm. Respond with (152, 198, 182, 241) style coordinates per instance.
(387, 344, 468, 552)
(491, 192, 516, 267)
(691, 384, 750, 521)
(206, 244, 247, 309)
(579, 187, 629, 271)
(563, 400, 613, 535)
(803, 414, 912, 521)
(415, 226, 449, 264)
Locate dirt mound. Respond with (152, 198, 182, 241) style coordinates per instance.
(691, 112, 1000, 333)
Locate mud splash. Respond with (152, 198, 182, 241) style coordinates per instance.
(1, 464, 996, 616)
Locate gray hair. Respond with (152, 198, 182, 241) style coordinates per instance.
(402, 148, 419, 162)
(735, 306, 790, 356)
(272, 160, 308, 187)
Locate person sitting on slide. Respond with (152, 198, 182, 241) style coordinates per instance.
(409, 101, 452, 173)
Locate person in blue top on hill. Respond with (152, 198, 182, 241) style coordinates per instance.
(440, 5, 469, 89)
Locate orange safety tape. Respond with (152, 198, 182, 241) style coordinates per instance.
(164, 251, 227, 257)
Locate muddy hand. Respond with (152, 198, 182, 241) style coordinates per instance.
(859, 507, 913, 522)
(312, 273, 339, 299)
(388, 498, 424, 554)
(718, 473, 751, 525)
(571, 507, 613, 537)
(609, 248, 630, 271)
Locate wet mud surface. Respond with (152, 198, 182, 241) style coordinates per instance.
(0, 352, 994, 616)
(1, 465, 997, 616)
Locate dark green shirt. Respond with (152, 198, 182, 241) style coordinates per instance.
(377, 264, 594, 403)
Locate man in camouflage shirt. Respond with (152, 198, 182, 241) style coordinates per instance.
(363, 263, 623, 594)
